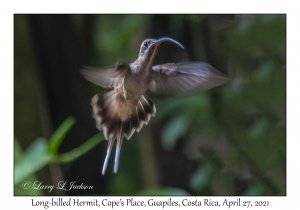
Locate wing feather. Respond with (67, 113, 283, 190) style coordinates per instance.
(149, 62, 229, 94)
(81, 64, 128, 89)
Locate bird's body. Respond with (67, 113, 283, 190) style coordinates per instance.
(124, 65, 152, 100)
(82, 37, 229, 175)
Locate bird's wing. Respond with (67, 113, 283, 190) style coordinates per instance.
(149, 62, 229, 94)
(81, 64, 129, 89)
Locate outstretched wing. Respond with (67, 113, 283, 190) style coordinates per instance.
(81, 64, 129, 89)
(149, 62, 229, 94)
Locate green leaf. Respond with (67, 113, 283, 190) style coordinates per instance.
(161, 115, 191, 150)
(14, 174, 44, 195)
(48, 117, 76, 154)
(243, 183, 264, 196)
(52, 133, 103, 163)
(254, 61, 275, 81)
(15, 138, 51, 185)
(137, 187, 189, 196)
(248, 118, 270, 138)
(190, 163, 213, 191)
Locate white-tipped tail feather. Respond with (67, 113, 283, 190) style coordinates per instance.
(92, 90, 156, 175)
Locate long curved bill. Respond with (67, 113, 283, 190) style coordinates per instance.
(153, 37, 184, 49)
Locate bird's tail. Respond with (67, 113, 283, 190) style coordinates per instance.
(91, 89, 156, 175)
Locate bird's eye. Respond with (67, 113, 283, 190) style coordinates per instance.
(143, 40, 151, 48)
(140, 40, 152, 54)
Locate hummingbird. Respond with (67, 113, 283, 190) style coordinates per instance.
(81, 37, 229, 175)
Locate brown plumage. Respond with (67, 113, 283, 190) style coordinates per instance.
(81, 37, 229, 175)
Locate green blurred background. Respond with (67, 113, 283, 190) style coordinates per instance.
(14, 14, 286, 196)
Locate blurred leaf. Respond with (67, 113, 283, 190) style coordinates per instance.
(248, 118, 269, 138)
(190, 163, 213, 191)
(14, 174, 44, 195)
(15, 137, 51, 185)
(52, 132, 103, 163)
(161, 115, 192, 150)
(14, 138, 42, 195)
(48, 117, 76, 155)
(254, 61, 275, 81)
(137, 187, 189, 196)
(243, 183, 264, 195)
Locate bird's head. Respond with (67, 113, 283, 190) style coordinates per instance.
(137, 37, 184, 65)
